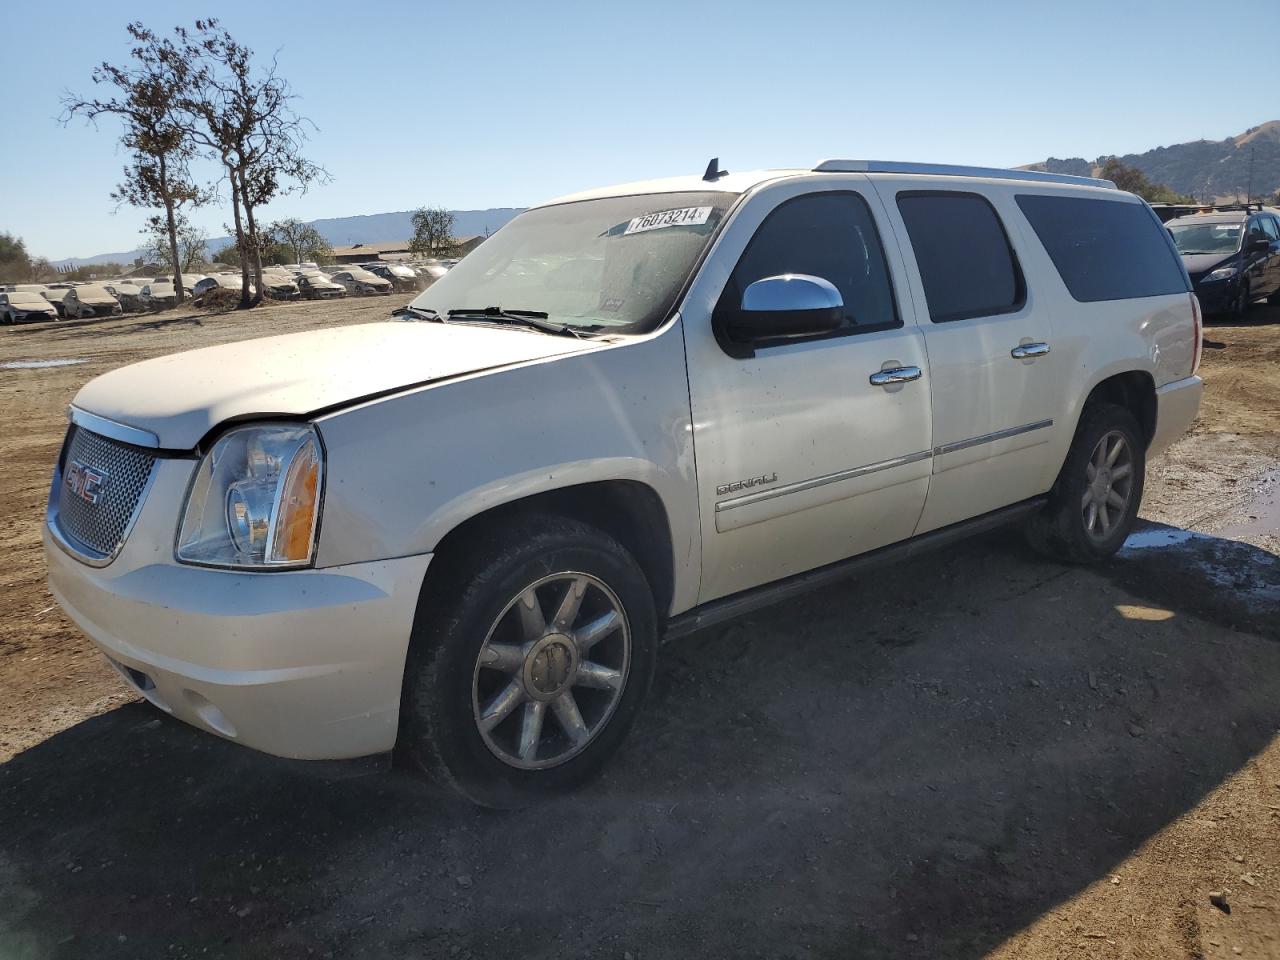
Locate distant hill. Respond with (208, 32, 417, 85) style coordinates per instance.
(52, 207, 524, 269)
(1023, 121, 1280, 202)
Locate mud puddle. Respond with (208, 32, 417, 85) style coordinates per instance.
(0, 359, 87, 370)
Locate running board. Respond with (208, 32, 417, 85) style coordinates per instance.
(664, 496, 1047, 640)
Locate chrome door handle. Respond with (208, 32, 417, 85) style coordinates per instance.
(1011, 342, 1051, 360)
(869, 365, 922, 386)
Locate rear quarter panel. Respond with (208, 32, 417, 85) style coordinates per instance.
(1003, 189, 1195, 485)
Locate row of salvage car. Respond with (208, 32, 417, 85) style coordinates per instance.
(0, 260, 451, 324)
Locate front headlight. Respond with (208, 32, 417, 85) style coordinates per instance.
(1205, 265, 1239, 281)
(176, 424, 324, 569)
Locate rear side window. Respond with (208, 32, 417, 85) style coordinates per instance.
(720, 191, 900, 338)
(1262, 217, 1280, 241)
(1016, 194, 1189, 302)
(896, 192, 1025, 323)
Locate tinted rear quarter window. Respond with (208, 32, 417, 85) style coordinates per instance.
(1016, 194, 1189, 302)
(896, 192, 1025, 323)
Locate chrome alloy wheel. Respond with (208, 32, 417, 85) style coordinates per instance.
(472, 572, 630, 770)
(1081, 430, 1134, 541)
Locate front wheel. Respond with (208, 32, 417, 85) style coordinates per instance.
(1026, 403, 1145, 564)
(1232, 281, 1251, 319)
(400, 515, 658, 808)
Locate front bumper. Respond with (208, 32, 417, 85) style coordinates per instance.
(43, 455, 432, 760)
(1190, 277, 1236, 314)
(1149, 375, 1203, 458)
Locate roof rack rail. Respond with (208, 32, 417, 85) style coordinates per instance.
(813, 159, 1116, 190)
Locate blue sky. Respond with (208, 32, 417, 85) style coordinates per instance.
(6, 0, 1276, 260)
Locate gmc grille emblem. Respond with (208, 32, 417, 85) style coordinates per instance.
(64, 460, 109, 506)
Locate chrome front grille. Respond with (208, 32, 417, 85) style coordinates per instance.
(54, 425, 156, 560)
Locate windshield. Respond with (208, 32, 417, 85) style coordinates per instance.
(1169, 222, 1242, 255)
(409, 191, 735, 333)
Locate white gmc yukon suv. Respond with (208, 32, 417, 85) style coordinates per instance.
(44, 160, 1203, 806)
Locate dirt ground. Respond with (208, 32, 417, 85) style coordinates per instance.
(0, 297, 1277, 960)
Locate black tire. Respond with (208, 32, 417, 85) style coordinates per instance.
(1025, 402, 1146, 564)
(400, 514, 658, 808)
(1267, 287, 1280, 306)
(1232, 281, 1251, 319)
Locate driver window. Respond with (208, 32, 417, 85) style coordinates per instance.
(717, 192, 900, 338)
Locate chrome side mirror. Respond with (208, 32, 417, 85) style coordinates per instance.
(727, 274, 844, 342)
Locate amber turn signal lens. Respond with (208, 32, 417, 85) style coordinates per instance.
(271, 439, 321, 564)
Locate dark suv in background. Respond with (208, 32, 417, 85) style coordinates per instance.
(1167, 208, 1280, 317)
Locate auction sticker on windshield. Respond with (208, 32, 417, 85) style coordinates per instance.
(623, 206, 713, 235)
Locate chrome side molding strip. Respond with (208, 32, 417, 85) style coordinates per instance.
(713, 419, 1054, 513)
(715, 450, 932, 513)
(932, 419, 1053, 457)
(69, 407, 161, 449)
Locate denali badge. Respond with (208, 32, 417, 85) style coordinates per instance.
(64, 460, 109, 506)
(716, 472, 778, 496)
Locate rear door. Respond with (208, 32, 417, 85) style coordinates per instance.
(681, 177, 933, 602)
(871, 181, 1064, 532)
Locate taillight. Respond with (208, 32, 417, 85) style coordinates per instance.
(1190, 293, 1203, 375)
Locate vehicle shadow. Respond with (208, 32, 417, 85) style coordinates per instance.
(2, 527, 1278, 959)
(1, 313, 208, 341)
(1203, 299, 1279, 328)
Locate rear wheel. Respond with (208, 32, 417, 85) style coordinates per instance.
(1026, 403, 1145, 563)
(400, 515, 658, 808)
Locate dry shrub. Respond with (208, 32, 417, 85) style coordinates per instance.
(194, 286, 245, 310)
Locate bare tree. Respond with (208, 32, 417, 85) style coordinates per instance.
(176, 20, 327, 307)
(143, 212, 207, 272)
(410, 207, 456, 258)
(266, 217, 332, 264)
(62, 22, 207, 304)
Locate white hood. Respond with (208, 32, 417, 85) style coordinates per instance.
(73, 322, 598, 448)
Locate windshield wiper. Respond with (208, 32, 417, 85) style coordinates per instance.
(447, 306, 596, 338)
(391, 305, 444, 322)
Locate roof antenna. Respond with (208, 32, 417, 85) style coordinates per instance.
(702, 157, 728, 181)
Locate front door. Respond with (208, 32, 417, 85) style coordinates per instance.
(1255, 215, 1280, 297)
(871, 182, 1063, 533)
(681, 179, 933, 603)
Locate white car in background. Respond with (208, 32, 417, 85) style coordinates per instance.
(192, 275, 256, 299)
(139, 282, 177, 309)
(0, 291, 59, 324)
(44, 160, 1202, 808)
(365, 263, 420, 292)
(62, 284, 123, 319)
(330, 267, 393, 296)
(103, 282, 144, 312)
(296, 271, 346, 299)
(260, 272, 300, 300)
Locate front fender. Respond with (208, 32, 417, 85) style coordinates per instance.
(312, 322, 700, 612)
